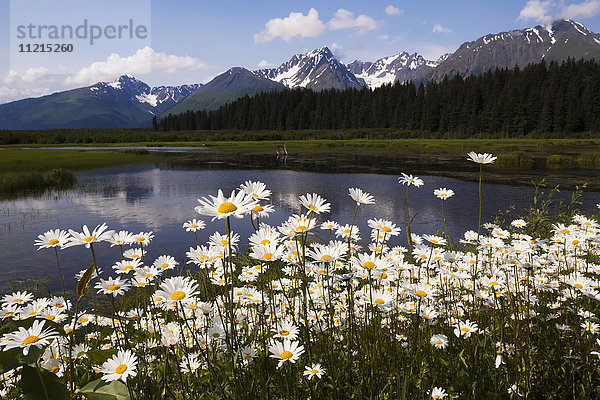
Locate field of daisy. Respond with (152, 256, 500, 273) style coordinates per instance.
(1, 151, 600, 399)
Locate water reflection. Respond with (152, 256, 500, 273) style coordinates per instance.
(2, 164, 599, 291)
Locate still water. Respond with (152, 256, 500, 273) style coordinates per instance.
(1, 164, 599, 291)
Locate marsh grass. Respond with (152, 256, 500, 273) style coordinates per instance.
(0, 168, 76, 199)
(546, 154, 576, 168)
(495, 152, 534, 168)
(0, 149, 163, 173)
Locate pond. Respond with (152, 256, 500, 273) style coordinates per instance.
(1, 164, 599, 291)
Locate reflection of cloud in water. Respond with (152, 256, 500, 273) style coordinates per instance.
(70, 191, 193, 230)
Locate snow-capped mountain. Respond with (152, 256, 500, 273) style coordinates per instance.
(254, 46, 364, 90)
(89, 75, 200, 114)
(0, 75, 201, 129)
(346, 52, 441, 88)
(429, 19, 600, 80)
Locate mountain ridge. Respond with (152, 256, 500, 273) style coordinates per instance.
(1, 19, 599, 129)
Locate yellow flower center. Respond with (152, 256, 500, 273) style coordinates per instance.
(12, 298, 22, 303)
(221, 240, 229, 246)
(46, 315, 55, 321)
(56, 303, 64, 308)
(84, 236, 97, 243)
(321, 255, 332, 261)
(280, 330, 290, 336)
(489, 281, 498, 286)
(309, 205, 317, 210)
(415, 290, 427, 297)
(312, 369, 319, 374)
(137, 237, 145, 242)
(123, 265, 134, 271)
(263, 253, 274, 260)
(28, 311, 36, 316)
(48, 239, 60, 245)
(280, 351, 293, 360)
(380, 272, 388, 279)
(115, 364, 128, 374)
(107, 284, 120, 291)
(297, 225, 307, 231)
(259, 239, 270, 245)
(254, 205, 264, 212)
(190, 224, 199, 229)
(382, 226, 392, 232)
(218, 202, 237, 214)
(436, 340, 443, 345)
(80, 317, 89, 323)
(51, 366, 60, 373)
(171, 291, 186, 301)
(574, 283, 583, 289)
(375, 298, 385, 304)
(363, 261, 375, 269)
(160, 262, 169, 269)
(23, 335, 39, 345)
(461, 327, 470, 332)
(144, 273, 153, 278)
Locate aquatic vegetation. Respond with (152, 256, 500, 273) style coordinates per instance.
(0, 168, 75, 199)
(2, 152, 600, 399)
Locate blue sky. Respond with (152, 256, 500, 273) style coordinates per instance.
(1, 0, 600, 103)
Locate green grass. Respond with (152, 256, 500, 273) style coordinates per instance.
(0, 148, 166, 172)
(0, 168, 76, 198)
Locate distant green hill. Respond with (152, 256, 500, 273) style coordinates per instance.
(163, 67, 285, 116)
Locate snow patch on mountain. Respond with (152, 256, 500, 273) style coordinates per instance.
(136, 93, 158, 107)
(347, 52, 442, 88)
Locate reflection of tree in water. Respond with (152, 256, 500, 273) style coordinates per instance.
(100, 186, 154, 203)
(124, 187, 154, 203)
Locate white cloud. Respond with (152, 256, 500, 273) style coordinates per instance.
(432, 24, 452, 34)
(418, 43, 451, 60)
(378, 34, 390, 40)
(328, 9, 380, 33)
(4, 67, 50, 85)
(0, 67, 56, 103)
(257, 60, 273, 68)
(518, 0, 600, 24)
(0, 85, 54, 103)
(64, 46, 206, 86)
(385, 5, 403, 16)
(518, 0, 554, 24)
(329, 42, 345, 59)
(254, 8, 326, 43)
(559, 0, 600, 20)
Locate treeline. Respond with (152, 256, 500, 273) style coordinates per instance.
(159, 58, 600, 136)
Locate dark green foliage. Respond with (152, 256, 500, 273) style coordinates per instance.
(158, 58, 600, 136)
(0, 168, 76, 198)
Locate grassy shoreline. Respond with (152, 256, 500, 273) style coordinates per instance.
(1, 139, 600, 190)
